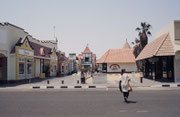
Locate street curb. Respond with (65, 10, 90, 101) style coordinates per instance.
(31, 86, 106, 89)
(151, 84, 180, 88)
(31, 84, 180, 89)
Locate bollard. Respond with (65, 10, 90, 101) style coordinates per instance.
(62, 80, 64, 84)
(140, 77, 143, 83)
(77, 80, 79, 84)
(47, 80, 49, 84)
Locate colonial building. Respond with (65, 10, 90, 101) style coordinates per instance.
(97, 41, 137, 73)
(69, 53, 77, 73)
(78, 45, 96, 72)
(136, 20, 180, 82)
(0, 22, 58, 83)
(57, 52, 69, 76)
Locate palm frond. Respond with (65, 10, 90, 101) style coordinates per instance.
(147, 31, 151, 35)
(136, 27, 141, 31)
(146, 24, 152, 29)
(141, 22, 146, 28)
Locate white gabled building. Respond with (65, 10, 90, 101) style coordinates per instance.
(97, 41, 137, 73)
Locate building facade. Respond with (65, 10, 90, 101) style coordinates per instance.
(0, 22, 58, 83)
(136, 20, 180, 82)
(78, 45, 96, 72)
(97, 42, 137, 73)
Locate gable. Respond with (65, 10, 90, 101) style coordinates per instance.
(18, 37, 33, 51)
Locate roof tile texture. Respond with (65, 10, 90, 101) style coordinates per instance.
(97, 49, 135, 63)
(136, 33, 175, 61)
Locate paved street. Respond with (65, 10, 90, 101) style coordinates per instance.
(0, 89, 180, 117)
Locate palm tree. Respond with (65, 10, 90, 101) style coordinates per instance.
(131, 38, 141, 58)
(136, 22, 152, 48)
(132, 22, 152, 71)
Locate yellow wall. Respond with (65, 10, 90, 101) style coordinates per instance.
(50, 51, 58, 76)
(15, 39, 34, 80)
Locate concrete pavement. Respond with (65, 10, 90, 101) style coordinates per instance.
(0, 90, 180, 117)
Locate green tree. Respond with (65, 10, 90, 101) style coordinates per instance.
(132, 22, 152, 71)
(136, 22, 152, 48)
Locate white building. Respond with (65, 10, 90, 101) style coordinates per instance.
(97, 42, 137, 73)
(0, 22, 58, 83)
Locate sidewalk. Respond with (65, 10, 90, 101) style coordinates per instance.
(1, 73, 180, 89)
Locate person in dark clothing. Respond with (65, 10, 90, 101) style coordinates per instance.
(81, 70, 85, 84)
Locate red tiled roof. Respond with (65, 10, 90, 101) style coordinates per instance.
(122, 42, 131, 49)
(136, 33, 175, 61)
(83, 46, 92, 53)
(97, 48, 135, 63)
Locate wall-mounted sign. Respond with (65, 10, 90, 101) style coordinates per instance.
(18, 49, 34, 56)
(109, 64, 120, 70)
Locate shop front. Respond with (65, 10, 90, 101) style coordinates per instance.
(143, 56, 174, 82)
(50, 51, 58, 77)
(136, 33, 175, 82)
(40, 59, 50, 78)
(15, 38, 34, 80)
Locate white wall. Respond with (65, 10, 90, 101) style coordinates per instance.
(107, 63, 137, 73)
(174, 51, 180, 82)
(8, 55, 16, 80)
(0, 28, 8, 51)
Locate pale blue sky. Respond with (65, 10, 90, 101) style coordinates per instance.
(0, 0, 180, 58)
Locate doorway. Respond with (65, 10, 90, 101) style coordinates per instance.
(0, 54, 7, 81)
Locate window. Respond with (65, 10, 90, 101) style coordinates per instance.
(27, 63, 32, 74)
(19, 58, 25, 75)
(54, 65, 56, 71)
(62, 66, 64, 73)
(27, 59, 33, 74)
(85, 57, 89, 62)
(19, 63, 25, 74)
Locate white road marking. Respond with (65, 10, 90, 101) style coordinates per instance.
(119, 110, 128, 113)
(136, 110, 149, 113)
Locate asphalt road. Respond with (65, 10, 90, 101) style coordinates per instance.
(0, 89, 180, 117)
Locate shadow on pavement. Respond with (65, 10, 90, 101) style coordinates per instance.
(126, 100, 137, 104)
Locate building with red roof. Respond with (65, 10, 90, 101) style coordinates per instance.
(97, 41, 137, 73)
(77, 45, 96, 72)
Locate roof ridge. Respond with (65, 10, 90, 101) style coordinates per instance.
(154, 33, 169, 56)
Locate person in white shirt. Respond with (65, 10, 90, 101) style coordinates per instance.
(119, 69, 131, 103)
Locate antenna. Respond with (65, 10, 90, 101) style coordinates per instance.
(53, 26, 56, 38)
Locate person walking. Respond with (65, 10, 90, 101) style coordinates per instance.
(80, 69, 85, 84)
(119, 69, 132, 103)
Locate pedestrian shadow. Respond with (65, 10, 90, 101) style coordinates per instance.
(126, 100, 137, 104)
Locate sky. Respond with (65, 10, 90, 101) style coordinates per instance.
(0, 0, 180, 59)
